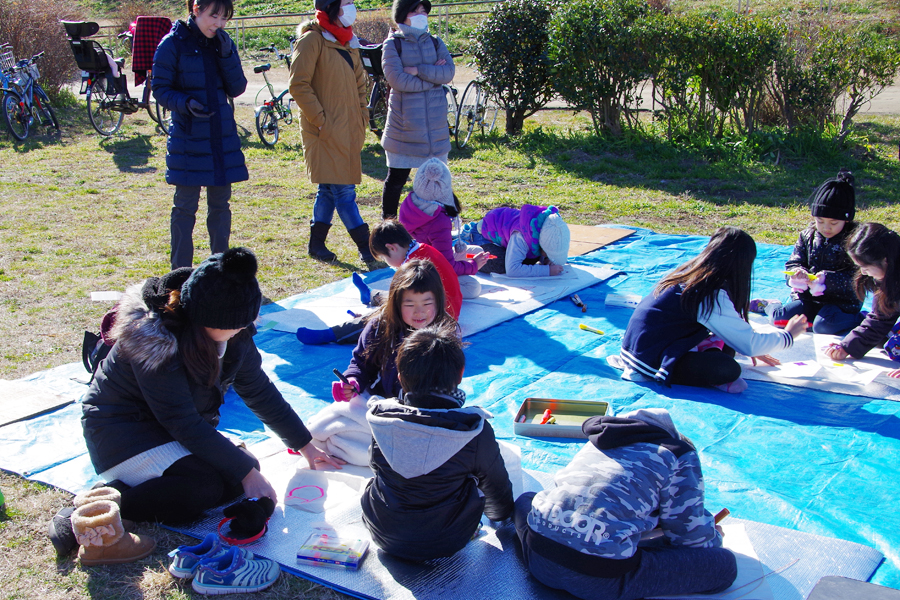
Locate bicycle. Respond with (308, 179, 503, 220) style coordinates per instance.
(455, 78, 499, 149)
(253, 40, 295, 147)
(1, 49, 60, 141)
(62, 18, 171, 137)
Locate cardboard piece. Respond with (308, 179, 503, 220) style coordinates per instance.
(0, 379, 72, 427)
(567, 225, 635, 256)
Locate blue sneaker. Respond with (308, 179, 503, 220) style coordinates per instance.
(168, 533, 253, 580)
(191, 546, 280, 595)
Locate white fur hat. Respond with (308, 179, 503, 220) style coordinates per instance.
(620, 407, 679, 439)
(413, 158, 454, 206)
(538, 212, 570, 266)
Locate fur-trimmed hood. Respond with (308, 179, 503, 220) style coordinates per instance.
(109, 283, 178, 372)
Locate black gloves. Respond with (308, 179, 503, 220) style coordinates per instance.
(222, 497, 276, 541)
(215, 29, 234, 59)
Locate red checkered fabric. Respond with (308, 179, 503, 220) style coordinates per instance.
(132, 16, 172, 86)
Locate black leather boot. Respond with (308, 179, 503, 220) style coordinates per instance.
(308, 221, 336, 263)
(347, 223, 382, 269)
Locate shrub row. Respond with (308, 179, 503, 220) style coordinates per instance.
(473, 0, 900, 141)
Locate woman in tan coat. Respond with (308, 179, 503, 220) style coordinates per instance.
(289, 0, 377, 268)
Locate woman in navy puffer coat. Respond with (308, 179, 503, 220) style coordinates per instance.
(152, 0, 248, 270)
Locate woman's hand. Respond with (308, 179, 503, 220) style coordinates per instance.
(242, 467, 278, 503)
(403, 66, 419, 76)
(300, 443, 345, 470)
(824, 343, 850, 360)
(784, 314, 808, 338)
(751, 354, 780, 367)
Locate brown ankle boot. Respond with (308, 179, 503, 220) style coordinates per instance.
(71, 500, 155, 566)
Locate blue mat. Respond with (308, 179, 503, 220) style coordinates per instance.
(0, 227, 897, 590)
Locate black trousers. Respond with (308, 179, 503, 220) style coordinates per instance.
(381, 167, 411, 219)
(112, 447, 259, 524)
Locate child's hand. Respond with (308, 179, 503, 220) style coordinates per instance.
(472, 251, 489, 269)
(331, 377, 359, 402)
(823, 343, 849, 360)
(784, 314, 808, 338)
(751, 354, 780, 367)
(808, 272, 826, 296)
(788, 270, 810, 292)
(549, 264, 564, 276)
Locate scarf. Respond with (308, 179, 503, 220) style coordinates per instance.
(315, 10, 353, 46)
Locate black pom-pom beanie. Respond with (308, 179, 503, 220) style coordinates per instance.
(810, 169, 855, 222)
(180, 247, 262, 330)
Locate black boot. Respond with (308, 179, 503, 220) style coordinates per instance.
(347, 223, 382, 270)
(308, 221, 336, 263)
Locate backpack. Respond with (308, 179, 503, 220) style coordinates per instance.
(81, 309, 116, 383)
(391, 35, 439, 58)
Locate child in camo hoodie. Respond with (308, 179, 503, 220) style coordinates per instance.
(514, 408, 736, 600)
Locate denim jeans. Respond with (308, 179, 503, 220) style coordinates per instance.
(513, 493, 737, 600)
(772, 299, 864, 335)
(170, 184, 231, 269)
(313, 183, 364, 230)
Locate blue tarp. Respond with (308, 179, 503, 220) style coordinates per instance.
(1, 227, 897, 589)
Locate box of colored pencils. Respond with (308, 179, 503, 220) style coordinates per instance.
(297, 532, 369, 570)
(513, 398, 609, 439)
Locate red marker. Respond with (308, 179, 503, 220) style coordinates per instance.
(539, 409, 552, 425)
(466, 253, 498, 260)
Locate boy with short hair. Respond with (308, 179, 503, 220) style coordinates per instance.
(370, 219, 464, 319)
(361, 322, 514, 561)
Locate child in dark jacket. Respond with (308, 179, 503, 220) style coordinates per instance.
(361, 322, 514, 561)
(514, 408, 736, 600)
(754, 170, 863, 335)
(334, 259, 455, 400)
(825, 223, 900, 376)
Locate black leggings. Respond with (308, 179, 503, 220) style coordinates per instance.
(112, 449, 259, 525)
(668, 348, 742, 388)
(381, 167, 411, 219)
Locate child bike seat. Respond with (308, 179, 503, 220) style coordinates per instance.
(61, 21, 101, 39)
(253, 64, 271, 74)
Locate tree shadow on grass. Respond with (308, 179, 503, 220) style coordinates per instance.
(98, 134, 157, 174)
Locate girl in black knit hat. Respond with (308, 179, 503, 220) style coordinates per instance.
(752, 169, 864, 335)
(75, 247, 343, 533)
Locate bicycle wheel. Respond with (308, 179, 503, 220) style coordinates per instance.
(455, 79, 481, 149)
(87, 78, 123, 136)
(33, 85, 60, 132)
(255, 105, 279, 146)
(2, 91, 28, 141)
(155, 101, 172, 136)
(369, 80, 388, 137)
(444, 84, 458, 139)
(482, 91, 499, 135)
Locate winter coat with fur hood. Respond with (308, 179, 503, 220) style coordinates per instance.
(360, 391, 513, 561)
(289, 20, 368, 185)
(81, 284, 313, 485)
(381, 26, 454, 160)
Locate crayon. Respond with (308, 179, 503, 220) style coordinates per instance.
(466, 253, 498, 260)
(579, 323, 604, 335)
(539, 409, 552, 425)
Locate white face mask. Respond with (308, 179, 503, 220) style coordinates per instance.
(339, 4, 356, 26)
(409, 14, 427, 30)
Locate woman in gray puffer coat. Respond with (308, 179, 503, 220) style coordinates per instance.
(379, 0, 454, 219)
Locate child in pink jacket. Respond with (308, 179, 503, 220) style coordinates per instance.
(399, 158, 486, 298)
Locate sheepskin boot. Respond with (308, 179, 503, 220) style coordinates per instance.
(50, 486, 133, 558)
(71, 500, 156, 566)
